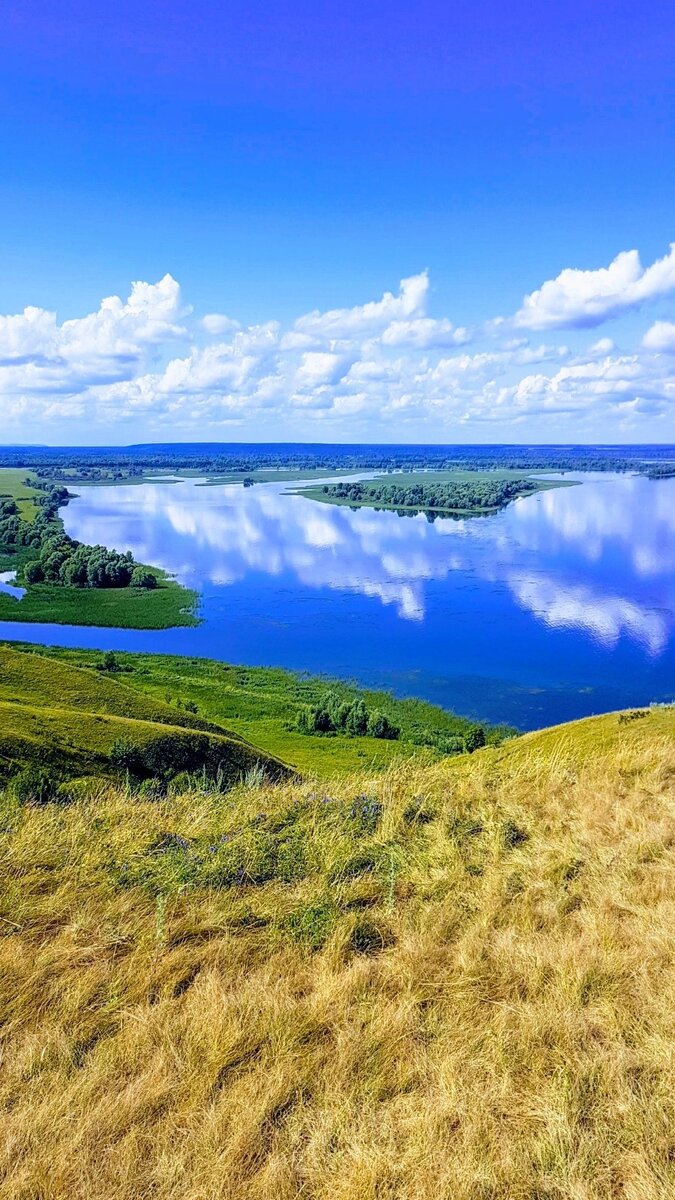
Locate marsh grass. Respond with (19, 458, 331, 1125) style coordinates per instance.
(0, 707, 674, 1198)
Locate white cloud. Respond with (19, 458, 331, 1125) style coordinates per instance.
(514, 244, 675, 330)
(294, 351, 353, 389)
(293, 271, 429, 340)
(1, 260, 674, 439)
(642, 320, 675, 352)
(0, 274, 188, 393)
(201, 313, 240, 335)
(381, 317, 469, 349)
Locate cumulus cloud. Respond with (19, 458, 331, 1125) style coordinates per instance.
(381, 317, 469, 349)
(0, 274, 188, 392)
(514, 244, 675, 330)
(1, 256, 673, 438)
(642, 320, 675, 352)
(201, 313, 240, 335)
(293, 271, 429, 340)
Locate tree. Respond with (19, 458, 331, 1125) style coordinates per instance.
(464, 725, 486, 753)
(130, 566, 157, 589)
(24, 560, 44, 584)
(367, 711, 400, 740)
(346, 698, 369, 736)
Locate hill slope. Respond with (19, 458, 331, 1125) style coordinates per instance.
(1, 704, 674, 1198)
(0, 645, 286, 787)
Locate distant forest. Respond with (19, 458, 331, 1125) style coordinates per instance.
(0, 442, 674, 482)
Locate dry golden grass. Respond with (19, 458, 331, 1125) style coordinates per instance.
(1, 707, 674, 1199)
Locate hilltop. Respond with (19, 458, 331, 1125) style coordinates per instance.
(1, 703, 673, 1197)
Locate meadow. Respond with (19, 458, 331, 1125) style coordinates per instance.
(1, 703, 673, 1198)
(5, 644, 508, 776)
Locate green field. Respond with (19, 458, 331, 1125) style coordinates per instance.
(0, 571, 198, 628)
(0, 644, 287, 788)
(2, 643, 508, 776)
(0, 468, 40, 519)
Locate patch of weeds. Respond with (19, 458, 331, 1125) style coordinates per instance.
(136, 778, 166, 802)
(618, 710, 649, 724)
(274, 830, 309, 883)
(447, 814, 484, 844)
(329, 848, 381, 883)
(403, 797, 437, 826)
(10, 765, 61, 806)
(282, 899, 338, 950)
(345, 794, 383, 835)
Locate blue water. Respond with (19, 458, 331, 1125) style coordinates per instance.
(1, 471, 674, 729)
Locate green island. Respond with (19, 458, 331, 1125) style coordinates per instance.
(299, 469, 571, 516)
(0, 468, 197, 628)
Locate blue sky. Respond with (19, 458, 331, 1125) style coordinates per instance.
(1, 0, 674, 443)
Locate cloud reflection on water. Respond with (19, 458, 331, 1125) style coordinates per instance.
(63, 473, 675, 656)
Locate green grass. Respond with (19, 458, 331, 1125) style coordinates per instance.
(297, 468, 574, 514)
(3, 644, 509, 776)
(0, 469, 199, 628)
(0, 467, 39, 520)
(0, 645, 286, 787)
(0, 569, 199, 628)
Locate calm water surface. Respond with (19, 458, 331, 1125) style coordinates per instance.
(1, 472, 674, 729)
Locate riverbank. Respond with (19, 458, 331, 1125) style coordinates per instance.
(0, 468, 199, 629)
(3, 643, 512, 775)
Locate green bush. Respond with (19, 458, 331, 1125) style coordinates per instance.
(10, 765, 59, 806)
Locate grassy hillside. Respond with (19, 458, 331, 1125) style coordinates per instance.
(0, 704, 673, 1198)
(6, 644, 509, 774)
(0, 646, 286, 789)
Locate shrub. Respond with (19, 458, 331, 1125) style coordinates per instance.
(367, 711, 400, 740)
(23, 560, 44, 584)
(10, 765, 59, 806)
(99, 650, 121, 672)
(110, 737, 142, 773)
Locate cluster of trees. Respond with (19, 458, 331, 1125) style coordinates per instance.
(297, 692, 400, 740)
(0, 487, 157, 590)
(323, 478, 539, 513)
(296, 690, 489, 755)
(646, 465, 675, 479)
